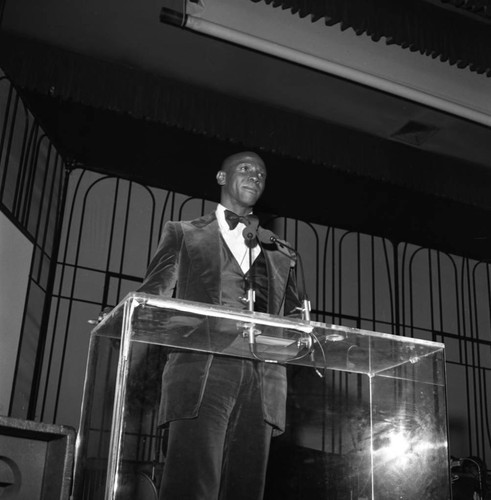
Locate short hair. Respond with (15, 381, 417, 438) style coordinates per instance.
(221, 151, 265, 173)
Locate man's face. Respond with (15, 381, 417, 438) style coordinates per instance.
(217, 153, 267, 213)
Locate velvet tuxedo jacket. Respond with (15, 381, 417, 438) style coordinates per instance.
(138, 211, 301, 434)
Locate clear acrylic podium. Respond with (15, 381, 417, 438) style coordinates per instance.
(72, 293, 451, 500)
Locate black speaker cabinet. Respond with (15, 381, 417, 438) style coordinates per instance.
(0, 415, 76, 500)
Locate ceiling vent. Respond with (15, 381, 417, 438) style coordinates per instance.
(390, 120, 440, 146)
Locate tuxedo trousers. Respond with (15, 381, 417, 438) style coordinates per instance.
(159, 355, 273, 500)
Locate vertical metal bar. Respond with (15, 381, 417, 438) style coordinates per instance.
(116, 180, 131, 301)
(429, 249, 436, 341)
(370, 234, 375, 331)
(0, 80, 14, 199)
(20, 125, 41, 226)
(52, 173, 110, 420)
(470, 261, 485, 459)
(39, 167, 84, 420)
(13, 112, 35, 219)
(27, 165, 69, 419)
(104, 177, 120, 302)
(381, 238, 396, 334)
(1, 89, 24, 210)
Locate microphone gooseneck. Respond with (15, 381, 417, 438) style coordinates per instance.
(257, 230, 329, 375)
(241, 216, 259, 313)
(239, 228, 316, 366)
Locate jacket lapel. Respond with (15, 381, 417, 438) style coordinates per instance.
(183, 212, 221, 304)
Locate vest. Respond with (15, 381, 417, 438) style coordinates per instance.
(220, 237, 268, 313)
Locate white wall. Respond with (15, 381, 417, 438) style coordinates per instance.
(0, 212, 33, 415)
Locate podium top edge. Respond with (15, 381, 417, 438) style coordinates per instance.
(114, 293, 445, 350)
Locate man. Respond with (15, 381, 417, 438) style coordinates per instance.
(138, 151, 301, 499)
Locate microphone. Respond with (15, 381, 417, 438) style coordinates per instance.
(258, 228, 279, 246)
(259, 229, 311, 322)
(242, 216, 259, 244)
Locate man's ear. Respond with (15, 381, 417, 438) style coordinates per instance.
(216, 170, 226, 185)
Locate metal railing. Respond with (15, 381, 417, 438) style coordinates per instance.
(1, 70, 489, 470)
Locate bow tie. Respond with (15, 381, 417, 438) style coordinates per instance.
(224, 210, 255, 230)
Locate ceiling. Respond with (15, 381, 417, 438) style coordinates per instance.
(2, 0, 491, 260)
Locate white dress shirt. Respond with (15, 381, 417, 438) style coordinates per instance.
(216, 204, 261, 274)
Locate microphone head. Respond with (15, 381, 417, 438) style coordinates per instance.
(259, 230, 297, 265)
(242, 216, 259, 243)
(258, 229, 277, 245)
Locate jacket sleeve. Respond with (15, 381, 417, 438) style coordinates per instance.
(284, 263, 303, 318)
(136, 221, 180, 297)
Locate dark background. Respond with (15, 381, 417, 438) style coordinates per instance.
(2, 0, 491, 260)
